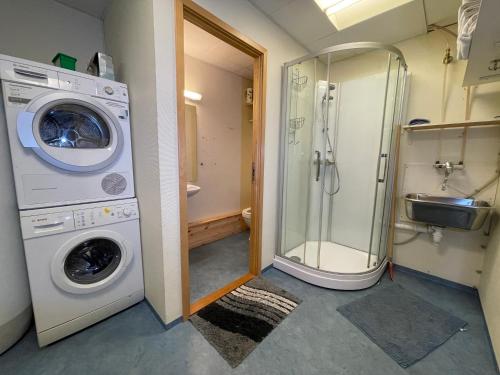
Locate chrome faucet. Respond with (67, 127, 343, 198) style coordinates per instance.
(434, 161, 464, 190)
(442, 161, 453, 191)
(444, 160, 454, 176)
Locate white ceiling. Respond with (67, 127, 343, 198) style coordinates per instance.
(52, 0, 461, 66)
(53, 0, 254, 79)
(184, 20, 254, 79)
(54, 0, 112, 19)
(248, 0, 461, 52)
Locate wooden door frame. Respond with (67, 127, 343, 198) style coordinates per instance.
(175, 0, 267, 319)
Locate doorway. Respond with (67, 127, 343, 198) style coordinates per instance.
(175, 0, 267, 319)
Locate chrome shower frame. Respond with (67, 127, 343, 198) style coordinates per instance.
(276, 42, 408, 290)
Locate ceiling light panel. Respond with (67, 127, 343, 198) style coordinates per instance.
(326, 0, 362, 15)
(314, 0, 413, 30)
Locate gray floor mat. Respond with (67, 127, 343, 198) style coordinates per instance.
(337, 283, 467, 368)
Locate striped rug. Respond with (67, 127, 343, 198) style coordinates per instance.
(190, 277, 301, 367)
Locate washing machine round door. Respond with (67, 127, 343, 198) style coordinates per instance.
(17, 92, 124, 172)
(51, 230, 133, 294)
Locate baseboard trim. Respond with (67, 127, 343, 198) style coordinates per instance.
(477, 294, 500, 373)
(144, 299, 183, 330)
(0, 305, 32, 355)
(164, 316, 183, 330)
(261, 264, 274, 273)
(393, 264, 478, 295)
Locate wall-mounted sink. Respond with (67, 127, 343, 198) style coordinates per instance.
(405, 193, 492, 230)
(187, 184, 201, 197)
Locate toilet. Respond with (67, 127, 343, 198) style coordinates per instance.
(242, 207, 251, 228)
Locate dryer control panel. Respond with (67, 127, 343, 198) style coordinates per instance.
(74, 202, 138, 229)
(0, 54, 129, 103)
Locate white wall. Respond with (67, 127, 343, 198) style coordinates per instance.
(192, 0, 307, 267)
(395, 125, 499, 287)
(291, 72, 387, 252)
(0, 0, 103, 348)
(0, 0, 105, 73)
(104, 0, 182, 324)
(153, 0, 183, 323)
(105, 0, 305, 323)
(282, 60, 316, 252)
(479, 181, 500, 364)
(330, 74, 386, 251)
(240, 77, 254, 210)
(0, 89, 31, 353)
(392, 28, 500, 287)
(301, 27, 500, 287)
(184, 56, 243, 222)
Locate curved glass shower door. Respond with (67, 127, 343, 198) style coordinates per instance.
(277, 43, 407, 290)
(281, 56, 328, 265)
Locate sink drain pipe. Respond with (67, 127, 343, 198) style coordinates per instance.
(394, 222, 443, 245)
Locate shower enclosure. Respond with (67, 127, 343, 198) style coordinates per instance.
(275, 42, 407, 290)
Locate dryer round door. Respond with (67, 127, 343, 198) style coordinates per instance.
(51, 230, 133, 294)
(17, 92, 124, 172)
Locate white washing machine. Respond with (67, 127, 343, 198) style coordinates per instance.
(0, 54, 135, 210)
(20, 198, 144, 347)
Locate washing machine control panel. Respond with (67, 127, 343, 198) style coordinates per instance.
(20, 200, 139, 239)
(21, 212, 75, 239)
(74, 202, 138, 229)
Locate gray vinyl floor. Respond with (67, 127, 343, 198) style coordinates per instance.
(0, 267, 497, 375)
(189, 231, 249, 302)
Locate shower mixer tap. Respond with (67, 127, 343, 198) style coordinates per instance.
(312, 154, 336, 166)
(313, 151, 336, 182)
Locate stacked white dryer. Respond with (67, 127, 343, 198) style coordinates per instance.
(0, 54, 144, 347)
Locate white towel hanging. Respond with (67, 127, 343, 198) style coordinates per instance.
(457, 0, 481, 60)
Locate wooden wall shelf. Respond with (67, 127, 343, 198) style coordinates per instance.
(402, 119, 500, 131)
